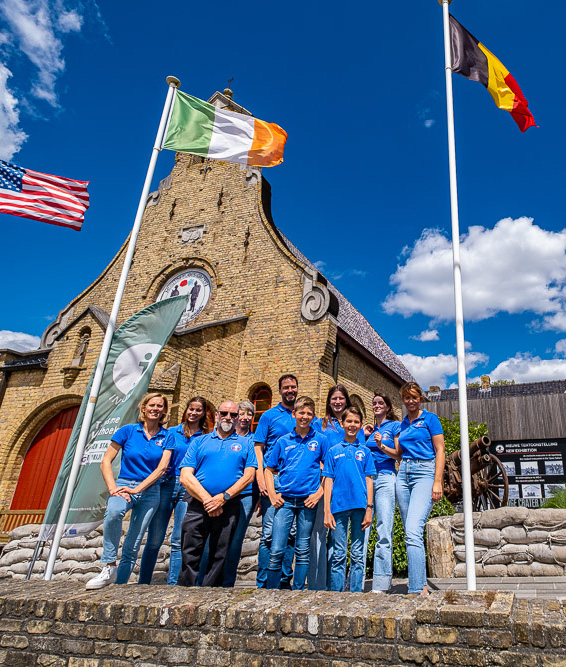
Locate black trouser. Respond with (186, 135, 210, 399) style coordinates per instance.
(178, 496, 240, 587)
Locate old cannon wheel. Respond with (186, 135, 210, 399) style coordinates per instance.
(472, 453, 509, 511)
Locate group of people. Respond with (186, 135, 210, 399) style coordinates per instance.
(86, 375, 445, 595)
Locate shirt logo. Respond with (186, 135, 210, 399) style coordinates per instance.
(413, 421, 425, 428)
(307, 441, 318, 452)
(355, 450, 366, 461)
(285, 444, 296, 452)
(334, 453, 345, 459)
(231, 444, 242, 452)
(156, 439, 165, 448)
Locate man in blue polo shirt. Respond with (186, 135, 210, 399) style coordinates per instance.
(254, 373, 298, 588)
(264, 396, 329, 589)
(177, 400, 257, 587)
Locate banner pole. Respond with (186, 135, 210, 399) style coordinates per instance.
(439, 0, 476, 590)
(43, 76, 180, 580)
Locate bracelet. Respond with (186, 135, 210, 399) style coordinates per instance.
(367, 504, 374, 509)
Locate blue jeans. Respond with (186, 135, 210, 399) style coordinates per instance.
(396, 458, 435, 593)
(168, 494, 188, 585)
(363, 471, 397, 591)
(328, 508, 366, 592)
(198, 493, 255, 587)
(267, 497, 317, 590)
(307, 500, 327, 590)
(100, 478, 160, 584)
(257, 474, 295, 588)
(137, 476, 186, 585)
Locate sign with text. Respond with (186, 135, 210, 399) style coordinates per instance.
(490, 438, 566, 508)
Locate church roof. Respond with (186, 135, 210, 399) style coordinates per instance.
(278, 231, 414, 383)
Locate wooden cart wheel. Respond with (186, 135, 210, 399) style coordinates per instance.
(472, 453, 509, 511)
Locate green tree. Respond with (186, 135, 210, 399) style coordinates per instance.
(439, 412, 489, 456)
(492, 379, 515, 386)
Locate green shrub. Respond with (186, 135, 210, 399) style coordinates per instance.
(541, 488, 566, 509)
(365, 496, 455, 577)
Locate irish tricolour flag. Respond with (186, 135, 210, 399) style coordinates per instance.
(163, 90, 287, 167)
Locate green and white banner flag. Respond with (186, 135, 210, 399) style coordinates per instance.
(39, 295, 187, 541)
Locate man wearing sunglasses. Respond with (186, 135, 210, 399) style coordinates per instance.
(177, 400, 258, 587)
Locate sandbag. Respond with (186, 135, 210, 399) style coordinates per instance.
(501, 526, 528, 544)
(0, 548, 34, 567)
(8, 524, 42, 540)
(479, 507, 529, 529)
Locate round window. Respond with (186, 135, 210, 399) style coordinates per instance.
(157, 268, 212, 331)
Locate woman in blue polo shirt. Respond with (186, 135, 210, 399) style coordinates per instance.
(138, 396, 210, 585)
(85, 393, 170, 590)
(363, 392, 401, 592)
(395, 382, 445, 595)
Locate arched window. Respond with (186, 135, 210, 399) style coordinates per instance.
(10, 406, 79, 511)
(350, 394, 367, 421)
(250, 385, 272, 432)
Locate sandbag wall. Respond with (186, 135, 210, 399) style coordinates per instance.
(0, 513, 261, 584)
(427, 507, 566, 577)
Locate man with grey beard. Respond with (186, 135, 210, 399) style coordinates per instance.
(178, 400, 258, 587)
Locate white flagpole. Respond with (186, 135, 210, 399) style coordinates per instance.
(439, 0, 476, 590)
(43, 75, 180, 580)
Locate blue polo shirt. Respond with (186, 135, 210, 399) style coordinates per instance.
(312, 417, 365, 447)
(180, 430, 258, 496)
(164, 424, 203, 476)
(322, 441, 376, 514)
(264, 427, 329, 497)
(398, 409, 443, 460)
(253, 403, 295, 463)
(366, 419, 401, 474)
(111, 422, 169, 482)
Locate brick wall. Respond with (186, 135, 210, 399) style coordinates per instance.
(1, 580, 565, 666)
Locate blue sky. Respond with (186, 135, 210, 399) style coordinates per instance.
(1, 0, 565, 389)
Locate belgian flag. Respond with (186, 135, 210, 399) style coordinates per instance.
(449, 15, 536, 132)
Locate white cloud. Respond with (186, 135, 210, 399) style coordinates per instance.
(424, 119, 435, 129)
(313, 260, 367, 282)
(398, 351, 488, 389)
(480, 353, 566, 384)
(0, 329, 40, 351)
(0, 63, 28, 159)
(555, 339, 566, 356)
(57, 9, 82, 32)
(383, 218, 566, 330)
(411, 329, 439, 342)
(0, 0, 91, 158)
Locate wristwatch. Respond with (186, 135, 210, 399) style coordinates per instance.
(367, 504, 374, 509)
(223, 491, 231, 501)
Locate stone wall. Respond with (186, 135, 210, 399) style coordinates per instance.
(1, 580, 565, 666)
(427, 508, 566, 578)
(0, 516, 261, 585)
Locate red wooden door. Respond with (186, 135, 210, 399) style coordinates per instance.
(10, 406, 79, 510)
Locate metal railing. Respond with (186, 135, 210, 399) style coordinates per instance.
(0, 510, 45, 542)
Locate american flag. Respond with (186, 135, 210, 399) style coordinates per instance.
(0, 159, 89, 231)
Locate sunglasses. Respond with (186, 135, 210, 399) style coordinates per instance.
(218, 411, 238, 418)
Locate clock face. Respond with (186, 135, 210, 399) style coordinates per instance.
(157, 268, 212, 331)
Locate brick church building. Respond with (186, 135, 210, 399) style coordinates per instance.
(0, 90, 412, 538)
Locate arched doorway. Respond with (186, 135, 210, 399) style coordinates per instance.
(250, 385, 272, 432)
(10, 406, 79, 511)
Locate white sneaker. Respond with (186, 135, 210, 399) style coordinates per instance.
(85, 564, 117, 590)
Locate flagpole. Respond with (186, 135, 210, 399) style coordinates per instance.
(43, 75, 180, 580)
(439, 0, 476, 591)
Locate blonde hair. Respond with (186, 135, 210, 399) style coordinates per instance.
(293, 395, 316, 413)
(137, 393, 169, 425)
